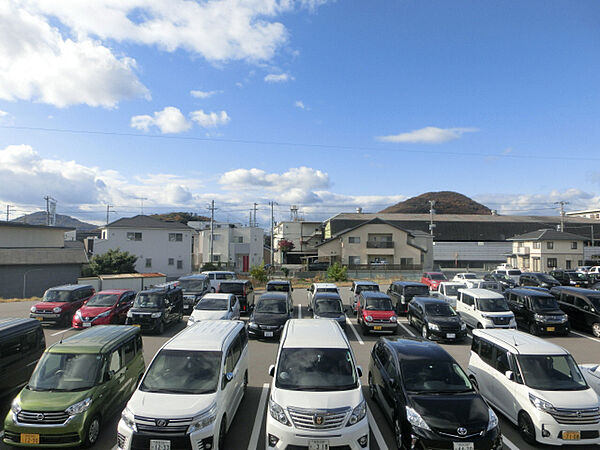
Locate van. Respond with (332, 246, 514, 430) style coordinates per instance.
(387, 281, 428, 314)
(266, 319, 368, 450)
(201, 271, 237, 292)
(306, 283, 339, 311)
(127, 286, 183, 334)
(0, 319, 45, 398)
(456, 288, 516, 329)
(350, 281, 379, 314)
(178, 274, 211, 315)
(30, 284, 95, 326)
(468, 329, 600, 446)
(3, 325, 145, 448)
(218, 280, 255, 315)
(505, 288, 569, 336)
(551, 286, 600, 337)
(118, 320, 248, 450)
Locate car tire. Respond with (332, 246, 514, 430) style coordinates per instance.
(82, 415, 101, 448)
(593, 323, 600, 338)
(476, 323, 483, 329)
(422, 325, 429, 340)
(368, 373, 377, 401)
(218, 415, 227, 450)
(529, 322, 538, 336)
(518, 411, 537, 445)
(243, 371, 248, 396)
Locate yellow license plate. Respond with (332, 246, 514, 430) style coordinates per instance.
(547, 326, 555, 332)
(133, 324, 141, 327)
(563, 431, 580, 440)
(20, 434, 40, 444)
(373, 326, 382, 330)
(34, 317, 43, 321)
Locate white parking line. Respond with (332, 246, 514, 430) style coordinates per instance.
(367, 406, 387, 450)
(0, 430, 4, 439)
(345, 317, 364, 345)
(502, 435, 519, 450)
(399, 322, 415, 337)
(50, 327, 73, 336)
(247, 383, 270, 450)
(571, 330, 600, 343)
(298, 305, 302, 319)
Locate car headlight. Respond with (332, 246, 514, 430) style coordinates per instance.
(529, 393, 556, 413)
(75, 310, 82, 320)
(534, 313, 545, 322)
(150, 312, 162, 318)
(30, 306, 36, 313)
(95, 310, 111, 319)
(248, 321, 258, 329)
(126, 310, 133, 318)
(121, 407, 137, 432)
(428, 323, 440, 331)
(65, 397, 92, 415)
(560, 315, 569, 323)
(53, 307, 62, 313)
(11, 398, 21, 414)
(346, 400, 366, 426)
(405, 406, 431, 431)
(365, 315, 373, 322)
(389, 316, 397, 323)
(460, 323, 466, 330)
(187, 403, 217, 434)
(480, 313, 490, 319)
(487, 408, 498, 431)
(268, 398, 290, 426)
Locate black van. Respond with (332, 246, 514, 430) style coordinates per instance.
(126, 286, 183, 334)
(387, 281, 430, 314)
(178, 273, 211, 314)
(551, 286, 600, 337)
(218, 280, 255, 315)
(505, 288, 570, 336)
(0, 318, 45, 398)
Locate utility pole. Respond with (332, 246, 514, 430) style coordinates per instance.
(253, 202, 258, 227)
(138, 197, 148, 215)
(270, 201, 275, 267)
(208, 200, 217, 263)
(428, 200, 436, 236)
(555, 201, 569, 232)
(44, 196, 50, 225)
(6, 204, 12, 221)
(105, 204, 114, 225)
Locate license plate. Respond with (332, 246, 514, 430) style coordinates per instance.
(373, 326, 382, 330)
(453, 442, 474, 450)
(150, 439, 171, 450)
(264, 331, 274, 337)
(83, 322, 92, 327)
(563, 431, 580, 440)
(34, 317, 43, 321)
(133, 324, 141, 327)
(547, 326, 555, 332)
(20, 434, 40, 444)
(447, 333, 456, 339)
(309, 440, 329, 450)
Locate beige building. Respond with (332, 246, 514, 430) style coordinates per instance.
(566, 209, 600, 220)
(507, 229, 586, 271)
(316, 218, 432, 269)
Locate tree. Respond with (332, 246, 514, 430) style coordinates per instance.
(327, 262, 348, 282)
(201, 262, 218, 271)
(278, 239, 295, 263)
(250, 262, 268, 284)
(89, 248, 137, 276)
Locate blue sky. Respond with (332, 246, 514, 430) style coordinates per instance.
(1, 0, 599, 226)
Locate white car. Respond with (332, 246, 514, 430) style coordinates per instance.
(589, 266, 600, 276)
(580, 364, 600, 396)
(306, 282, 339, 310)
(266, 319, 368, 450)
(201, 271, 237, 292)
(469, 329, 600, 446)
(188, 293, 240, 326)
(493, 268, 522, 283)
(429, 281, 466, 308)
(456, 288, 516, 329)
(117, 320, 248, 450)
(452, 272, 486, 288)
(349, 281, 379, 314)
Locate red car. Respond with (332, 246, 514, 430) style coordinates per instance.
(30, 284, 95, 326)
(421, 272, 448, 291)
(356, 291, 398, 335)
(72, 289, 136, 329)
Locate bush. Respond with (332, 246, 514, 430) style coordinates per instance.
(281, 267, 290, 278)
(327, 262, 348, 281)
(250, 262, 268, 284)
(201, 262, 218, 271)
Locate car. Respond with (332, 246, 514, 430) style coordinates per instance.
(407, 297, 467, 341)
(369, 336, 502, 450)
(178, 273, 211, 314)
(126, 285, 183, 334)
(588, 266, 600, 276)
(551, 286, 600, 337)
(188, 293, 240, 325)
(356, 291, 398, 335)
(201, 271, 237, 292)
(311, 293, 347, 330)
(471, 280, 503, 293)
(519, 272, 561, 289)
(428, 281, 466, 308)
(4, 325, 145, 448)
(455, 288, 516, 329)
(307, 260, 330, 271)
(549, 269, 590, 288)
(218, 280, 255, 315)
(420, 272, 447, 291)
(576, 266, 591, 273)
(349, 281, 379, 314)
(266, 280, 294, 311)
(504, 288, 570, 336)
(306, 282, 339, 310)
(452, 272, 486, 288)
(72, 289, 135, 329)
(266, 319, 368, 450)
(387, 281, 429, 314)
(247, 292, 293, 339)
(468, 329, 600, 446)
(492, 267, 522, 283)
(0, 318, 45, 399)
(484, 273, 518, 291)
(29, 284, 95, 326)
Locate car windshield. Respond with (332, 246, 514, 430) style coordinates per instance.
(462, 273, 478, 279)
(425, 303, 456, 316)
(430, 273, 446, 280)
(317, 287, 338, 294)
(365, 297, 393, 310)
(508, 270, 522, 276)
(477, 297, 509, 312)
(401, 360, 473, 393)
(356, 285, 378, 293)
(276, 348, 358, 391)
(42, 290, 71, 302)
(406, 286, 429, 295)
(314, 299, 343, 314)
(219, 283, 244, 295)
(195, 297, 228, 311)
(178, 279, 205, 291)
(141, 350, 221, 395)
(530, 296, 560, 311)
(267, 283, 290, 292)
(443, 285, 463, 296)
(215, 273, 235, 280)
(256, 298, 287, 314)
(495, 274, 512, 282)
(568, 272, 587, 281)
(28, 353, 102, 391)
(518, 355, 588, 391)
(86, 294, 119, 307)
(133, 294, 164, 309)
(539, 274, 557, 283)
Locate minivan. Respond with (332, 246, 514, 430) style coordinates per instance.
(387, 281, 429, 314)
(505, 288, 569, 336)
(306, 283, 339, 311)
(201, 271, 237, 292)
(468, 329, 600, 446)
(126, 286, 183, 334)
(0, 319, 45, 398)
(247, 293, 293, 339)
(350, 281, 379, 314)
(118, 320, 248, 450)
(30, 285, 95, 326)
(3, 326, 144, 448)
(456, 288, 516, 329)
(266, 319, 368, 450)
(551, 286, 600, 337)
(218, 280, 255, 314)
(519, 272, 561, 289)
(178, 274, 211, 315)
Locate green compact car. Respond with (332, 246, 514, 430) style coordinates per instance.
(3, 325, 145, 447)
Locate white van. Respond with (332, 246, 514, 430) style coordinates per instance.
(266, 319, 368, 450)
(201, 271, 237, 292)
(456, 288, 516, 329)
(306, 282, 339, 310)
(117, 320, 248, 450)
(469, 329, 600, 446)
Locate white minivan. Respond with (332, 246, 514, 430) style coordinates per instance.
(117, 320, 248, 450)
(266, 319, 368, 450)
(201, 271, 237, 292)
(469, 329, 600, 446)
(456, 288, 516, 329)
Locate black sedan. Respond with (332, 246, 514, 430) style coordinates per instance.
(368, 337, 503, 450)
(407, 297, 467, 341)
(483, 273, 517, 291)
(247, 292, 292, 339)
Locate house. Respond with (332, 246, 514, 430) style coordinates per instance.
(507, 229, 587, 271)
(566, 209, 600, 220)
(273, 221, 323, 264)
(93, 215, 194, 278)
(0, 222, 88, 298)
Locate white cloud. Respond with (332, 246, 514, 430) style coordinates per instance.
(0, 110, 8, 117)
(131, 107, 192, 134)
(264, 73, 295, 83)
(377, 126, 478, 144)
(219, 167, 329, 192)
(190, 110, 231, 128)
(190, 89, 223, 99)
(294, 100, 308, 110)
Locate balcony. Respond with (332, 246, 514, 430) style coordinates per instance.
(517, 247, 530, 255)
(366, 241, 394, 249)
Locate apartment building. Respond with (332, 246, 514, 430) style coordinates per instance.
(272, 221, 323, 264)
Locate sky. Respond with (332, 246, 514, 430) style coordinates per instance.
(1, 0, 600, 228)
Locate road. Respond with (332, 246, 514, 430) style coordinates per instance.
(1, 286, 600, 449)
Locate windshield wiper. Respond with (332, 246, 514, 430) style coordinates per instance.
(142, 387, 193, 394)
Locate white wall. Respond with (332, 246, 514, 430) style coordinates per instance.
(194, 223, 264, 269)
(0, 226, 66, 248)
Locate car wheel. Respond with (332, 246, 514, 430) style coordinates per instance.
(422, 325, 429, 340)
(393, 417, 403, 449)
(368, 374, 377, 401)
(529, 322, 538, 336)
(476, 323, 483, 329)
(211, 288, 216, 293)
(518, 411, 537, 445)
(82, 415, 101, 448)
(218, 415, 227, 450)
(243, 371, 248, 396)
(593, 323, 600, 338)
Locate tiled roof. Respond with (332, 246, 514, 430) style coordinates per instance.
(104, 215, 194, 230)
(508, 228, 587, 241)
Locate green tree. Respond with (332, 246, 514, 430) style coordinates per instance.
(250, 262, 268, 284)
(89, 248, 137, 276)
(326, 262, 348, 282)
(201, 262, 218, 271)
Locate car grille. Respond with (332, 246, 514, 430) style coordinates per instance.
(34, 309, 55, 314)
(259, 324, 280, 330)
(371, 318, 391, 323)
(18, 410, 69, 425)
(436, 428, 484, 439)
(491, 316, 512, 325)
(543, 315, 567, 323)
(134, 415, 194, 433)
(287, 406, 349, 431)
(551, 407, 600, 425)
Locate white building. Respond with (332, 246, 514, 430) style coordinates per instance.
(566, 209, 600, 220)
(273, 221, 323, 264)
(188, 221, 264, 272)
(94, 215, 194, 278)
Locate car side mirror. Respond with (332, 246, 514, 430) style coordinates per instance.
(505, 370, 514, 381)
(268, 364, 275, 377)
(104, 370, 115, 383)
(225, 372, 234, 383)
(357, 366, 363, 377)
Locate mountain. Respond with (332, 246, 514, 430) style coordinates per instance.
(380, 191, 492, 214)
(150, 212, 211, 224)
(12, 212, 98, 230)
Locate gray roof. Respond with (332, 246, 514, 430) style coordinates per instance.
(0, 247, 89, 265)
(105, 215, 194, 231)
(508, 229, 588, 241)
(0, 222, 73, 231)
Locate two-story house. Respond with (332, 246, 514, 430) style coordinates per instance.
(273, 221, 323, 264)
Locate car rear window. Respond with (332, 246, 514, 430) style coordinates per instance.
(219, 283, 244, 294)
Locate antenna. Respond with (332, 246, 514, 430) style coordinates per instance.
(512, 334, 518, 347)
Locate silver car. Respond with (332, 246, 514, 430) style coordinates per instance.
(311, 293, 347, 330)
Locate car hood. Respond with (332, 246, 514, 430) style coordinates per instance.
(271, 386, 363, 411)
(314, 312, 345, 320)
(252, 312, 289, 326)
(18, 386, 94, 411)
(531, 388, 599, 409)
(127, 389, 217, 419)
(427, 316, 462, 326)
(535, 309, 566, 316)
(130, 307, 163, 314)
(190, 310, 229, 321)
(408, 392, 488, 432)
(363, 310, 394, 319)
(34, 302, 68, 310)
(79, 306, 112, 316)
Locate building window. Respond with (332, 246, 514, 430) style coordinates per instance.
(571, 242, 578, 249)
(522, 256, 530, 269)
(212, 255, 221, 262)
(177, 260, 183, 269)
(145, 258, 152, 268)
(169, 233, 183, 242)
(212, 234, 221, 241)
(547, 241, 554, 249)
(234, 236, 243, 243)
(101, 230, 107, 239)
(533, 242, 541, 249)
(578, 260, 583, 266)
(547, 257, 557, 268)
(348, 256, 360, 265)
(127, 232, 142, 241)
(348, 236, 360, 244)
(168, 258, 174, 266)
(566, 260, 572, 269)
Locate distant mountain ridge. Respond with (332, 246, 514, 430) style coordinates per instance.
(12, 212, 98, 230)
(380, 191, 492, 214)
(150, 212, 211, 224)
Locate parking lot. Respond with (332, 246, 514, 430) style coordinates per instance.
(1, 285, 600, 450)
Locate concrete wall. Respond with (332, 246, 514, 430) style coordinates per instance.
(0, 227, 66, 248)
(0, 264, 83, 299)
